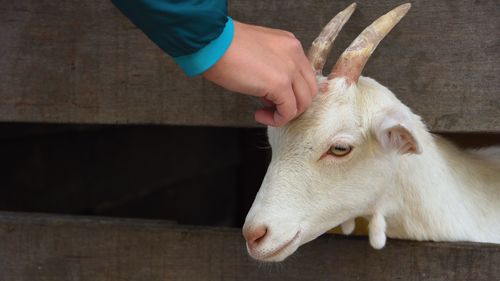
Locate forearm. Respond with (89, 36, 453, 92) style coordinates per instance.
(111, 0, 232, 76)
(111, 1, 317, 127)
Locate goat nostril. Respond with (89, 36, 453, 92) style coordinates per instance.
(254, 228, 267, 243)
(244, 225, 268, 245)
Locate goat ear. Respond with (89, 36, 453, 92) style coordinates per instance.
(374, 107, 422, 154)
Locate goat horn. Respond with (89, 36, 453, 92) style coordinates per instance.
(307, 3, 357, 75)
(329, 3, 411, 83)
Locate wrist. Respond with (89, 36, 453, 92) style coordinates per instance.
(174, 17, 235, 77)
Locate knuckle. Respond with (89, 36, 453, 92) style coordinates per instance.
(285, 58, 296, 72)
(289, 38, 303, 51)
(284, 31, 296, 38)
(274, 75, 291, 90)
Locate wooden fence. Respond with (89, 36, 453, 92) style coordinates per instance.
(1, 212, 499, 281)
(0, 0, 499, 280)
(0, 0, 498, 131)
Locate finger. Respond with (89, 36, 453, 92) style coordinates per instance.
(272, 87, 298, 126)
(292, 73, 313, 115)
(254, 107, 276, 126)
(297, 52, 318, 98)
(255, 88, 297, 127)
(260, 97, 274, 107)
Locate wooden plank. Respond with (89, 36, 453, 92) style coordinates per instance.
(0, 212, 499, 281)
(0, 0, 498, 132)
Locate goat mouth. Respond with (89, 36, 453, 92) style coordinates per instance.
(261, 231, 301, 260)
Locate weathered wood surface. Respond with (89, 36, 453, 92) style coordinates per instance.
(0, 212, 499, 281)
(0, 0, 498, 132)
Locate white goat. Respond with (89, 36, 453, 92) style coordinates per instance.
(242, 3, 500, 262)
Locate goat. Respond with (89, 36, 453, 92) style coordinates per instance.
(242, 3, 500, 262)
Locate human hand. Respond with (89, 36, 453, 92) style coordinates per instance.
(203, 21, 317, 127)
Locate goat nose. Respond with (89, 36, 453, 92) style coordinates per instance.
(243, 225, 268, 246)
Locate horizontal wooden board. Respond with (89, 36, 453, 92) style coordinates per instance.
(0, 0, 498, 132)
(0, 211, 499, 281)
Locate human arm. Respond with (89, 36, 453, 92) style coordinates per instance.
(111, 0, 317, 126)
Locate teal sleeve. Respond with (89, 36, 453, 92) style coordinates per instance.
(174, 17, 234, 76)
(111, 0, 232, 76)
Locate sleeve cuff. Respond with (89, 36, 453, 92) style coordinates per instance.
(173, 17, 234, 77)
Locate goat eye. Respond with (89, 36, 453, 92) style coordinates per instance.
(329, 143, 352, 157)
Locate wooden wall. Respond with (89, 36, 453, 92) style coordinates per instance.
(0, 0, 499, 280)
(1, 212, 499, 281)
(0, 0, 498, 132)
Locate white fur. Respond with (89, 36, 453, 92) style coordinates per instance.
(243, 76, 500, 262)
(341, 218, 356, 235)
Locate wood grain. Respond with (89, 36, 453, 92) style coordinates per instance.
(0, 211, 499, 281)
(0, 0, 498, 132)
